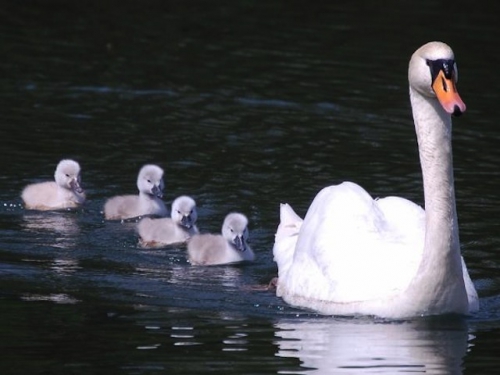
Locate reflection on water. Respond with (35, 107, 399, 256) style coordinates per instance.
(169, 325, 200, 347)
(21, 211, 80, 249)
(275, 317, 470, 374)
(20, 211, 82, 275)
(49, 258, 81, 275)
(167, 262, 245, 289)
(20, 292, 79, 304)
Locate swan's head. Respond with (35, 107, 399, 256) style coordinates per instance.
(171, 195, 198, 229)
(54, 159, 84, 194)
(409, 41, 466, 116)
(222, 212, 250, 252)
(137, 164, 165, 198)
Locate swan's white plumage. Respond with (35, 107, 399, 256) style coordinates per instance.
(273, 41, 479, 318)
(137, 195, 198, 247)
(188, 212, 255, 266)
(21, 159, 85, 210)
(286, 183, 425, 302)
(104, 164, 168, 220)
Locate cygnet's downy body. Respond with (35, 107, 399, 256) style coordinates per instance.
(187, 212, 255, 265)
(104, 164, 168, 220)
(21, 159, 85, 210)
(138, 195, 198, 247)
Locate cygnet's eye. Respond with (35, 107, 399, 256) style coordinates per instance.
(65, 173, 70, 177)
(147, 179, 151, 183)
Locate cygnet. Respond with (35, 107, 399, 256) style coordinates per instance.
(103, 164, 168, 220)
(187, 212, 255, 265)
(138, 195, 198, 247)
(21, 159, 85, 210)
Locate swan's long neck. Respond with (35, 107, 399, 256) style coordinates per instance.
(408, 86, 466, 311)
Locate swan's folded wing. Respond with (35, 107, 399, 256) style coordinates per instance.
(375, 196, 425, 244)
(287, 182, 423, 303)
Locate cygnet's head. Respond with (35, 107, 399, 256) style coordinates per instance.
(171, 195, 198, 229)
(408, 41, 465, 116)
(137, 164, 165, 198)
(54, 159, 84, 194)
(222, 212, 250, 252)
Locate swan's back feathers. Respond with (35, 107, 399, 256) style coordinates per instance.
(375, 196, 425, 245)
(284, 182, 423, 303)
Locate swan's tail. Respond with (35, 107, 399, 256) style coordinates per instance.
(273, 203, 303, 278)
(461, 256, 480, 313)
(275, 203, 303, 242)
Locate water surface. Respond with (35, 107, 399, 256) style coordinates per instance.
(1, 1, 500, 374)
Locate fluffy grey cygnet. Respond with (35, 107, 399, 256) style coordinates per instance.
(137, 195, 198, 247)
(21, 159, 85, 210)
(103, 164, 168, 220)
(187, 212, 255, 266)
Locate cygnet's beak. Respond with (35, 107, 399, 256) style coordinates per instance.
(70, 179, 84, 194)
(233, 235, 247, 252)
(180, 215, 193, 229)
(151, 185, 163, 198)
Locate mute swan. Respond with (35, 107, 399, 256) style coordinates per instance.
(21, 159, 85, 210)
(273, 41, 479, 319)
(137, 195, 199, 247)
(103, 164, 168, 220)
(187, 212, 255, 266)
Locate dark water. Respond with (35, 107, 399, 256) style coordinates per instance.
(1, 1, 500, 374)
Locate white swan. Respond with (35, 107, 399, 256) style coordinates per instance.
(21, 159, 85, 210)
(103, 164, 168, 220)
(137, 195, 199, 247)
(187, 212, 255, 266)
(273, 41, 479, 319)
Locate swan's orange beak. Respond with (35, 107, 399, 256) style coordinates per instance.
(432, 70, 466, 116)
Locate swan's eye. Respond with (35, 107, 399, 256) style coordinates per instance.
(147, 179, 151, 183)
(427, 58, 455, 82)
(65, 173, 70, 177)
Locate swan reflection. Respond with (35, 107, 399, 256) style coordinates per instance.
(275, 316, 471, 374)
